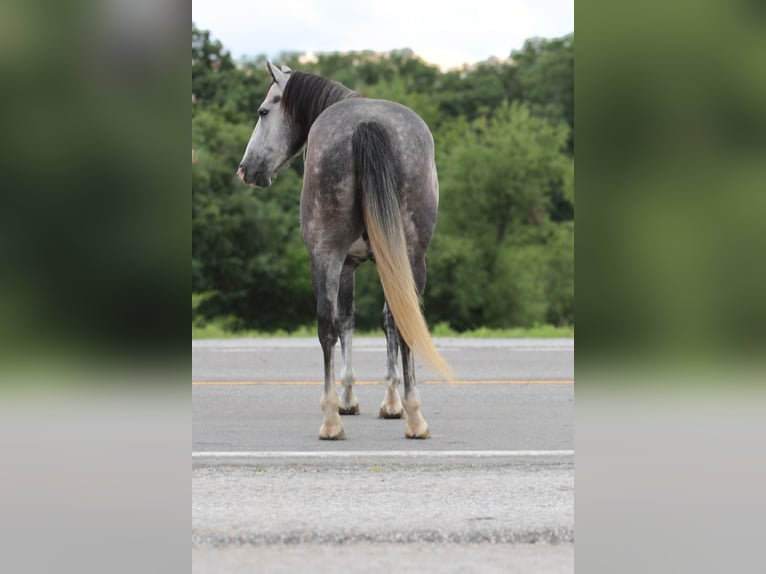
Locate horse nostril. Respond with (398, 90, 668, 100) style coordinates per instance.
(237, 165, 246, 177)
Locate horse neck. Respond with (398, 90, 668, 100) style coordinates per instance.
(283, 72, 359, 142)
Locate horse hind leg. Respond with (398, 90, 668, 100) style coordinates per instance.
(318, 329, 345, 440)
(401, 254, 430, 439)
(379, 302, 403, 419)
(338, 264, 360, 415)
(338, 328, 360, 415)
(401, 339, 430, 439)
(313, 256, 346, 440)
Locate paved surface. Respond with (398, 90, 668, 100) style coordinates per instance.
(193, 543, 574, 574)
(193, 455, 573, 573)
(192, 337, 574, 382)
(192, 338, 574, 573)
(193, 383, 573, 451)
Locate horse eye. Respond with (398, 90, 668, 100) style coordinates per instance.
(258, 108, 269, 117)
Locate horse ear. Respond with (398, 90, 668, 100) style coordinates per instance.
(266, 61, 287, 85)
(280, 64, 292, 73)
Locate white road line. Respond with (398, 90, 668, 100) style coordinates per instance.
(192, 450, 573, 458)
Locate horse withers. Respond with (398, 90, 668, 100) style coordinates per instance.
(238, 62, 452, 440)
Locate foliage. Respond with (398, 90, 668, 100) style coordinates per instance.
(512, 34, 574, 153)
(192, 24, 574, 334)
(425, 103, 574, 329)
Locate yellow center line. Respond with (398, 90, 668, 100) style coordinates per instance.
(192, 379, 573, 386)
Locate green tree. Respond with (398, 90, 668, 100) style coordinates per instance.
(191, 25, 575, 333)
(192, 106, 314, 329)
(435, 58, 519, 123)
(426, 103, 573, 328)
(513, 34, 574, 153)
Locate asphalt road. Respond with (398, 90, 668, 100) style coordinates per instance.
(192, 338, 574, 573)
(192, 337, 574, 382)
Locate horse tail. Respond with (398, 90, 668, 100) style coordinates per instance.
(352, 121, 453, 382)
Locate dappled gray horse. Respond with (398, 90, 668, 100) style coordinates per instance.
(238, 63, 452, 440)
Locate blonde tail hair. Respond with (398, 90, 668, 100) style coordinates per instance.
(352, 121, 453, 381)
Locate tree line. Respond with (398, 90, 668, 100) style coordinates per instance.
(192, 25, 573, 333)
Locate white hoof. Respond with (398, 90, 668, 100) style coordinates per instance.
(404, 419, 430, 439)
(339, 388, 360, 415)
(379, 405, 403, 419)
(379, 384, 403, 419)
(319, 422, 346, 440)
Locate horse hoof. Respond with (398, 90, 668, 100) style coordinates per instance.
(404, 427, 431, 439)
(378, 406, 403, 419)
(339, 404, 360, 415)
(319, 426, 346, 440)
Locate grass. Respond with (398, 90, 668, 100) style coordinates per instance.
(192, 320, 573, 339)
(431, 322, 573, 338)
(192, 322, 317, 339)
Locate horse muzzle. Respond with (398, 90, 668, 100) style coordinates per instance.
(253, 171, 272, 188)
(237, 164, 272, 188)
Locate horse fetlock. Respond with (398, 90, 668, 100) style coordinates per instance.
(402, 390, 422, 413)
(384, 374, 402, 389)
(340, 367, 356, 384)
(320, 392, 339, 413)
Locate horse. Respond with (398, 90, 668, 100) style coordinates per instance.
(237, 62, 452, 440)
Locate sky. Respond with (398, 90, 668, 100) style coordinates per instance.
(192, 0, 573, 70)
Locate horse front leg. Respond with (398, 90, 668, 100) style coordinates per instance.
(313, 257, 346, 440)
(338, 263, 359, 415)
(379, 302, 403, 419)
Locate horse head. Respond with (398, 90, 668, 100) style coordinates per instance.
(237, 62, 295, 188)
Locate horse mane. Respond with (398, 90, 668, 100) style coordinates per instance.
(281, 72, 360, 143)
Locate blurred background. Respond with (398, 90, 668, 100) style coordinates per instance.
(576, 1, 766, 572)
(0, 0, 189, 572)
(577, 0, 766, 375)
(0, 0, 188, 380)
